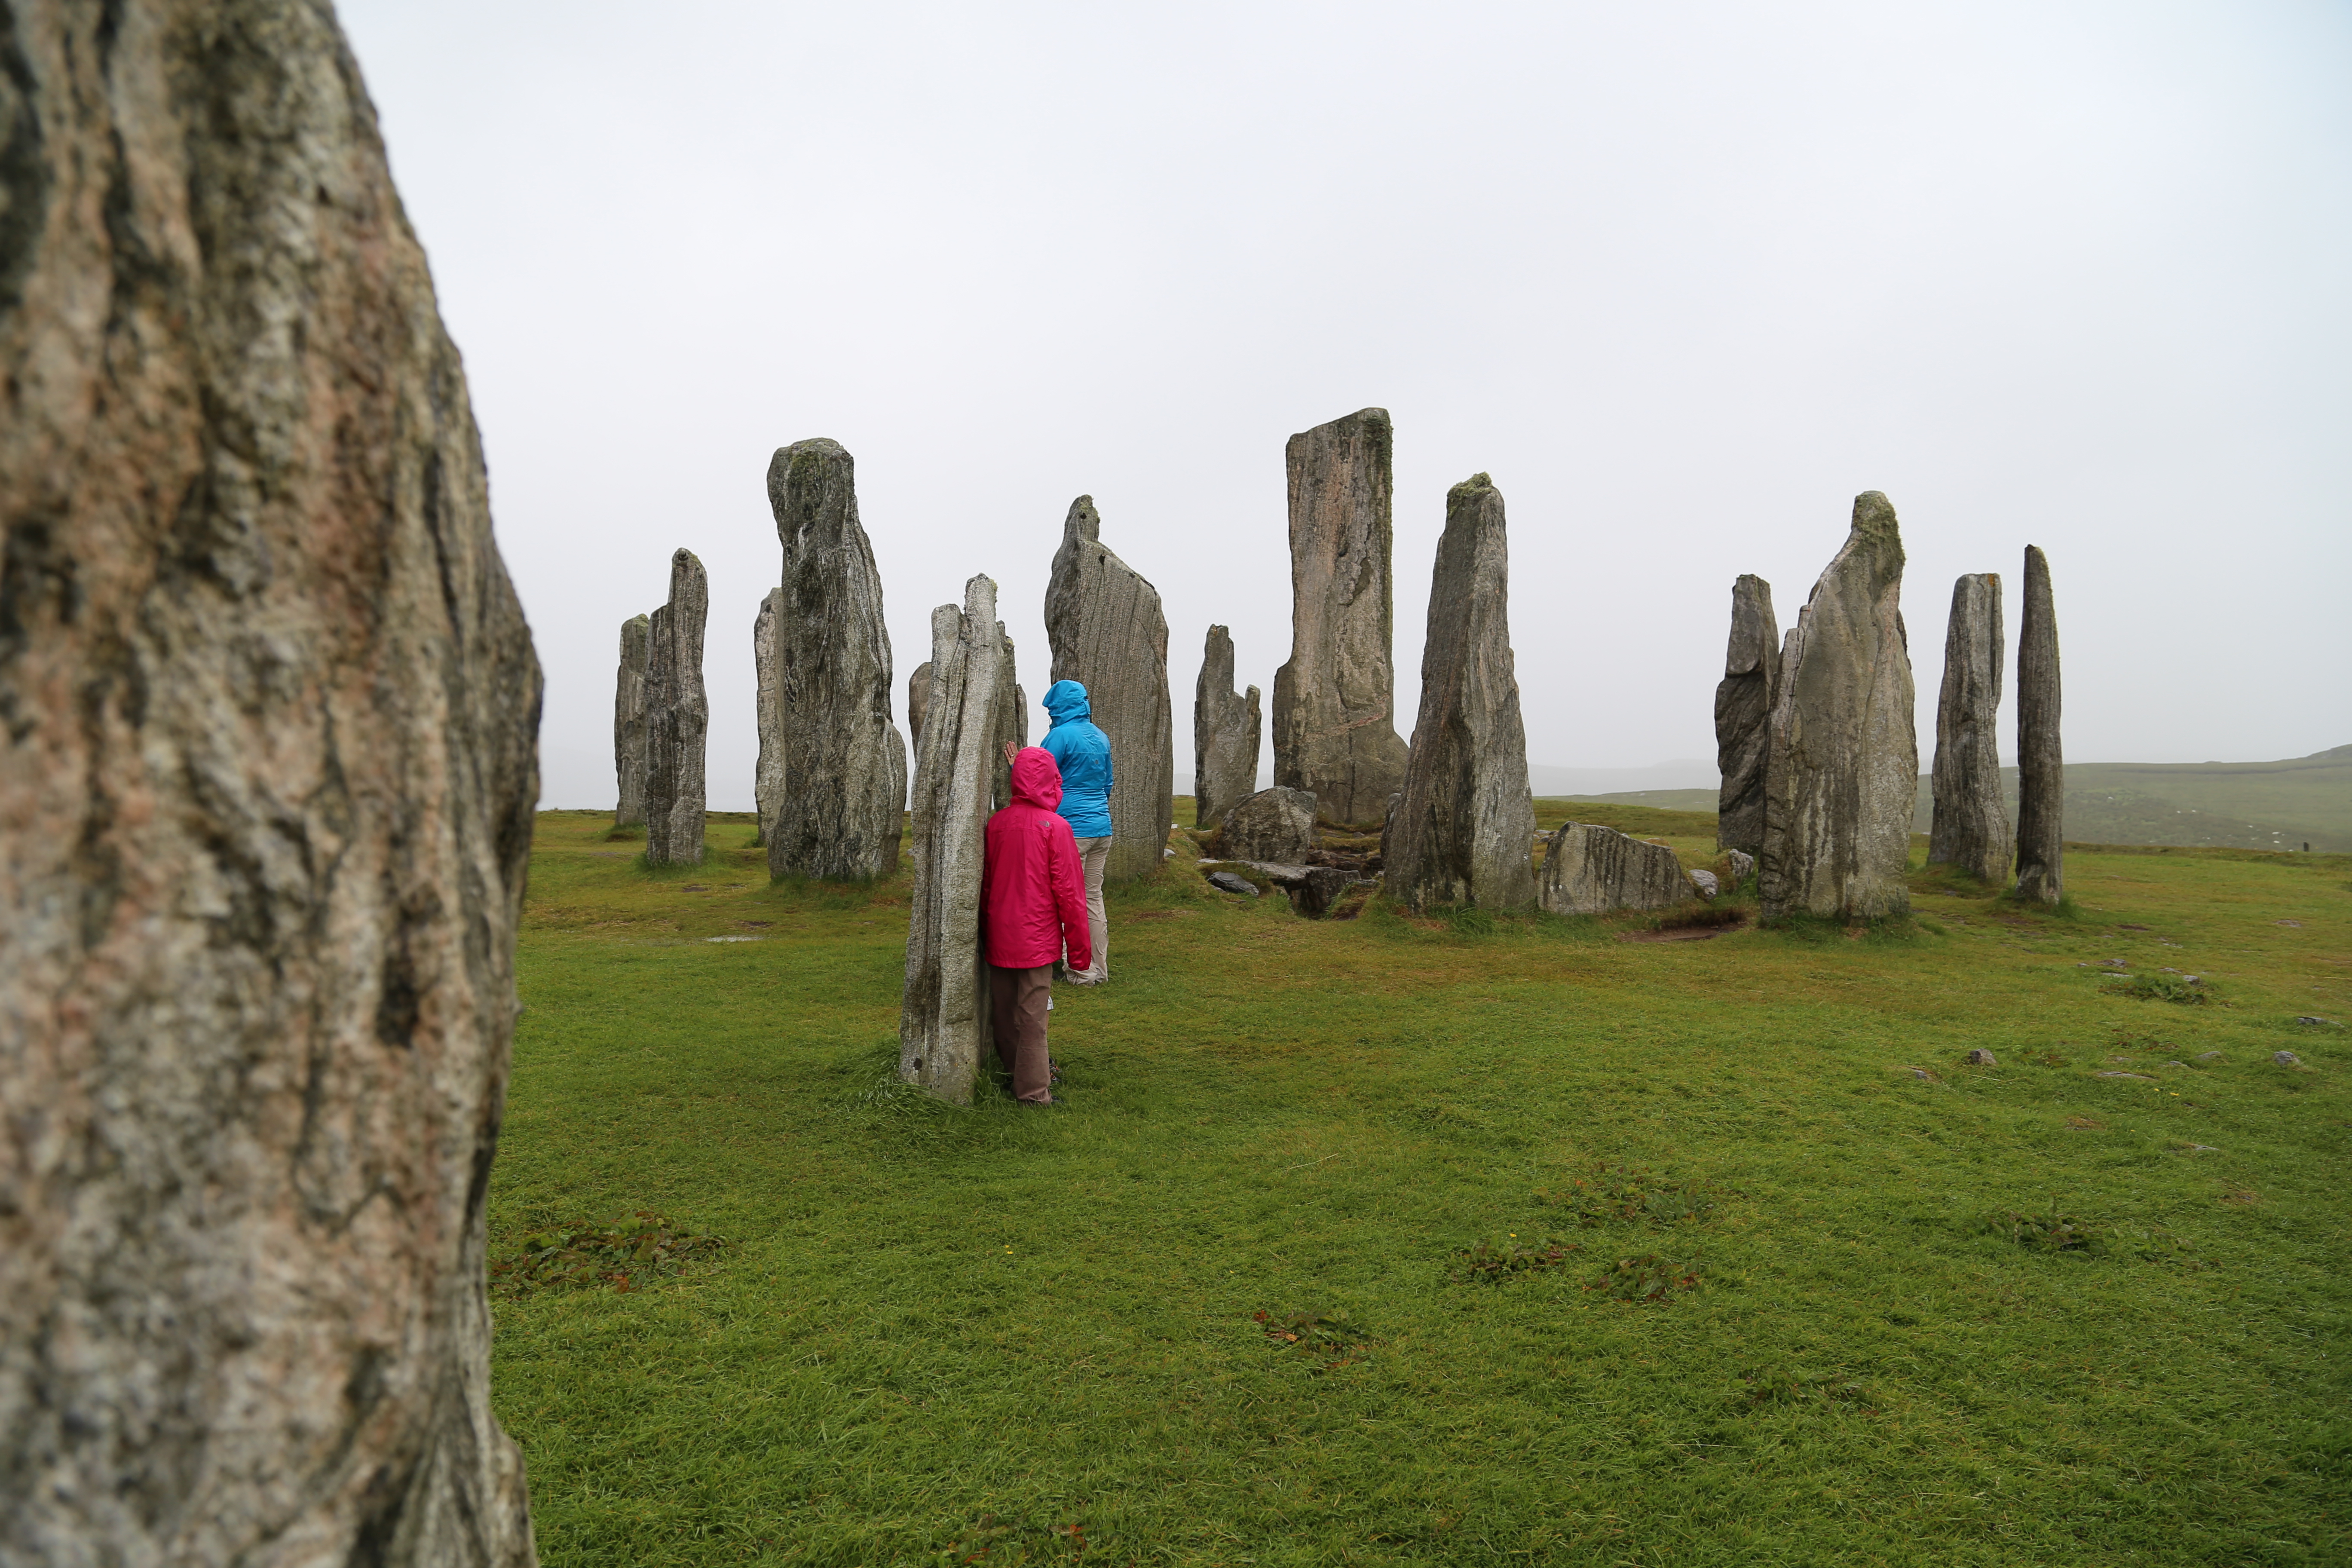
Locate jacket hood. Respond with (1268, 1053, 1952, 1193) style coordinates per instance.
(1010, 746, 1064, 810)
(1042, 679, 1091, 725)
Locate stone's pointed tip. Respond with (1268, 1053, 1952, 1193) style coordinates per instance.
(1447, 472, 1497, 500)
(1062, 496, 1101, 543)
(1849, 491, 1901, 548)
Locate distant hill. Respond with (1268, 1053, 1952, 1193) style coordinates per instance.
(1541, 745, 2352, 852)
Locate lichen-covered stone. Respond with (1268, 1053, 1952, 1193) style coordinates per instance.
(1759, 493, 1918, 921)
(1713, 575, 1779, 856)
(900, 577, 1015, 1104)
(1272, 409, 1409, 824)
(2013, 545, 2064, 905)
(1194, 625, 1262, 827)
(1384, 474, 1537, 912)
(0, 3, 540, 1558)
(1222, 786, 1320, 864)
(616, 613, 652, 827)
(766, 439, 907, 881)
(644, 548, 711, 867)
(1046, 496, 1173, 881)
(752, 588, 781, 848)
(1928, 573, 2012, 882)
(1537, 824, 1697, 914)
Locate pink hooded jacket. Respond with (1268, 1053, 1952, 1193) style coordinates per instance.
(983, 747, 1094, 972)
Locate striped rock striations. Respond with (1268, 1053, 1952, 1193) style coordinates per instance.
(752, 588, 781, 848)
(1759, 493, 1919, 922)
(1384, 473, 1537, 913)
(644, 548, 711, 867)
(1928, 573, 2012, 882)
(766, 439, 908, 881)
(615, 613, 652, 827)
(1538, 824, 1698, 915)
(2013, 545, 2065, 904)
(1712, 575, 1780, 857)
(901, 576, 1017, 1104)
(1193, 625, 1262, 827)
(1272, 409, 1409, 825)
(0, 1, 541, 1559)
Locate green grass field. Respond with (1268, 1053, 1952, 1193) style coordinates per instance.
(492, 804, 2350, 1566)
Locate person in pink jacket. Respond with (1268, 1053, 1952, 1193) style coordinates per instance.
(983, 745, 1094, 1105)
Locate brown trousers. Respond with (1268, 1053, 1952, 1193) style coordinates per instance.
(988, 964, 1054, 1103)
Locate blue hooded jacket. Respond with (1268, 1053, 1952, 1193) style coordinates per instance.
(1039, 680, 1114, 839)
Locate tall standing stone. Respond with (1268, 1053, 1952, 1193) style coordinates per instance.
(2014, 545, 2065, 904)
(1272, 408, 1410, 825)
(1194, 625, 1262, 827)
(644, 548, 710, 866)
(1384, 474, 1538, 912)
(1928, 573, 2012, 882)
(1045, 496, 1173, 882)
(908, 662, 934, 759)
(1712, 575, 1780, 856)
(752, 588, 782, 848)
(616, 613, 652, 827)
(766, 439, 909, 881)
(1759, 493, 1919, 922)
(0, 2, 539, 1559)
(901, 576, 1013, 1104)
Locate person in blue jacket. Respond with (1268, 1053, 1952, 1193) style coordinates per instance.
(1038, 679, 1113, 983)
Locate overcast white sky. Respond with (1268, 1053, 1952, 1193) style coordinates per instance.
(340, 0, 2351, 810)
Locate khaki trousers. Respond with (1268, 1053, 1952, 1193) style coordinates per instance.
(988, 964, 1054, 1104)
(1061, 834, 1111, 984)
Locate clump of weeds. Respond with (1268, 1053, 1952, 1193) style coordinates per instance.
(1535, 1162, 1720, 1228)
(1453, 1237, 1582, 1282)
(1253, 1308, 1377, 1369)
(1987, 1200, 2101, 1253)
(1586, 1253, 1703, 1304)
(490, 1211, 730, 1296)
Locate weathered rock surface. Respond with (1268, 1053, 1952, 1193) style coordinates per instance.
(1384, 473, 1537, 913)
(901, 577, 1015, 1104)
(1727, 849, 1756, 883)
(2013, 545, 2064, 905)
(1928, 573, 2012, 882)
(766, 439, 908, 881)
(908, 661, 934, 758)
(616, 613, 652, 827)
(1222, 787, 1320, 864)
(1759, 493, 1918, 921)
(1965, 1049, 1998, 1066)
(2273, 1050, 2302, 1066)
(1713, 574, 1780, 855)
(1537, 824, 1697, 914)
(1046, 496, 1173, 881)
(752, 588, 782, 848)
(1206, 870, 1261, 897)
(1294, 867, 1363, 918)
(0, 3, 540, 1559)
(1272, 409, 1409, 824)
(993, 630, 1027, 811)
(1194, 625, 1262, 827)
(644, 548, 711, 866)
(1689, 869, 1721, 898)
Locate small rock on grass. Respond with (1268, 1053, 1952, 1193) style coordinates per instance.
(2195, 1050, 2223, 1060)
(1206, 871, 1260, 898)
(2296, 1016, 2335, 1026)
(1963, 1048, 1997, 1066)
(1688, 869, 1719, 898)
(2176, 1144, 2219, 1155)
(2094, 1070, 2155, 1080)
(1903, 1066, 1941, 1082)
(2272, 1050, 2302, 1066)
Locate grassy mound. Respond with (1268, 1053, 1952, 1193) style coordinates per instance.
(493, 808, 2349, 1565)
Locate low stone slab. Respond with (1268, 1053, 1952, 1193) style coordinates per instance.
(1537, 822, 1696, 915)
(1206, 870, 1260, 897)
(1222, 786, 1318, 864)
